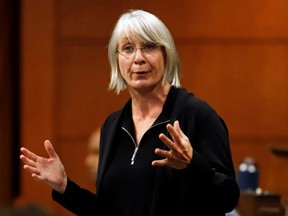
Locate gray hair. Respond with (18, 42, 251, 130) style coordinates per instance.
(108, 9, 181, 94)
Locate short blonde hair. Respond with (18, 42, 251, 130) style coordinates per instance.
(108, 9, 181, 94)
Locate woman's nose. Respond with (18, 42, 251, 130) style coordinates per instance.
(133, 49, 146, 64)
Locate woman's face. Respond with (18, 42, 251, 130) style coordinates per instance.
(117, 37, 165, 92)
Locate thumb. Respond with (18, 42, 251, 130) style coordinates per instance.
(44, 140, 58, 158)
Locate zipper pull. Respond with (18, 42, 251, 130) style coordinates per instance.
(131, 147, 139, 165)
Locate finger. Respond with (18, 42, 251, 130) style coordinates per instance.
(151, 158, 169, 167)
(23, 164, 40, 175)
(20, 147, 38, 161)
(174, 121, 191, 150)
(31, 173, 41, 180)
(159, 133, 176, 151)
(167, 123, 183, 146)
(19, 154, 29, 165)
(168, 121, 187, 149)
(44, 140, 57, 158)
(174, 120, 185, 138)
(31, 173, 45, 182)
(20, 154, 36, 167)
(154, 148, 172, 159)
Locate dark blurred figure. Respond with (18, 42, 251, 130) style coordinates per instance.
(0, 203, 55, 216)
(85, 128, 100, 182)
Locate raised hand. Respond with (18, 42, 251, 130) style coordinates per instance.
(20, 140, 67, 194)
(152, 120, 193, 170)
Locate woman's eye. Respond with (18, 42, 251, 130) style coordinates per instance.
(142, 44, 156, 51)
(123, 46, 135, 53)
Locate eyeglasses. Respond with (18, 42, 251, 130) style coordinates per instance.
(117, 43, 160, 58)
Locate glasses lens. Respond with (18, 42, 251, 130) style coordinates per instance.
(142, 43, 157, 53)
(117, 43, 158, 58)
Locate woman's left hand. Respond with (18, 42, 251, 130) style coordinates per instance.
(152, 120, 193, 170)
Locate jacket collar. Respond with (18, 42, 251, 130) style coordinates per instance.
(96, 86, 187, 189)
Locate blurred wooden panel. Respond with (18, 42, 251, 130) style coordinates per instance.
(55, 45, 129, 138)
(18, 0, 57, 212)
(178, 43, 288, 137)
(57, 0, 288, 38)
(57, 0, 121, 38)
(0, 0, 18, 206)
(54, 139, 97, 216)
(19, 0, 288, 215)
(20, 0, 55, 146)
(58, 140, 95, 191)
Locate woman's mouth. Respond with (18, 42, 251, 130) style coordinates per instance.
(133, 71, 149, 75)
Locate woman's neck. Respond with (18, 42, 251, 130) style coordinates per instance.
(130, 83, 171, 120)
(130, 83, 171, 144)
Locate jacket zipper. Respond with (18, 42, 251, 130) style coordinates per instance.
(121, 119, 170, 165)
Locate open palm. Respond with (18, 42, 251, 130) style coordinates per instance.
(20, 140, 67, 193)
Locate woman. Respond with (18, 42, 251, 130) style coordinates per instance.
(20, 9, 239, 215)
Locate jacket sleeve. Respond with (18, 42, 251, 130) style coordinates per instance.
(181, 98, 240, 213)
(52, 178, 100, 215)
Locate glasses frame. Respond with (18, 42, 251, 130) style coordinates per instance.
(116, 43, 160, 58)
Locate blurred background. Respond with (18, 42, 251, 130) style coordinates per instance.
(1, 0, 288, 215)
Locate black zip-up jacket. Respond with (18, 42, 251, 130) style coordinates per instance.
(53, 86, 240, 215)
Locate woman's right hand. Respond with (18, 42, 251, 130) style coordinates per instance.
(20, 140, 67, 194)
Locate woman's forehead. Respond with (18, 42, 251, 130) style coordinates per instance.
(118, 35, 153, 46)
(119, 38, 141, 45)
